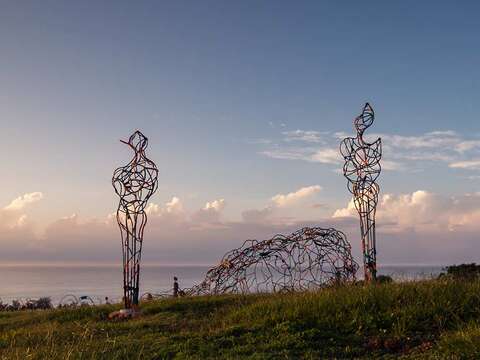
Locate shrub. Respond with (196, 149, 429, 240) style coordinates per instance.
(35, 297, 53, 310)
(376, 275, 393, 283)
(443, 263, 480, 280)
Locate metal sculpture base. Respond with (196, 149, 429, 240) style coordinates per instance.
(108, 308, 141, 320)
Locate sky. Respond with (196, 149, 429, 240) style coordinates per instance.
(1, 1, 480, 265)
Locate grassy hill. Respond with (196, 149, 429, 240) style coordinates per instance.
(1, 279, 480, 359)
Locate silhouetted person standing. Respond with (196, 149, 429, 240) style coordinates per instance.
(173, 276, 179, 298)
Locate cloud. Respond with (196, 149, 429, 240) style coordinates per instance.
(258, 127, 480, 173)
(377, 191, 449, 232)
(241, 206, 274, 223)
(371, 131, 459, 150)
(27, 189, 480, 265)
(271, 185, 322, 207)
(191, 199, 226, 224)
(4, 192, 43, 211)
(449, 160, 480, 170)
(165, 197, 184, 213)
(0, 192, 46, 260)
(0, 186, 325, 262)
(146, 196, 184, 216)
(332, 199, 356, 218)
(333, 190, 480, 233)
(5, 187, 480, 266)
(261, 147, 341, 164)
(242, 185, 325, 225)
(282, 130, 326, 143)
(311, 148, 341, 164)
(0, 192, 44, 231)
(455, 140, 480, 153)
(329, 190, 480, 264)
(203, 199, 225, 212)
(334, 190, 443, 227)
(245, 138, 273, 145)
(381, 160, 404, 171)
(260, 148, 314, 162)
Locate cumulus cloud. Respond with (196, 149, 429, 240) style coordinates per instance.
(333, 190, 480, 233)
(164, 196, 184, 214)
(271, 185, 322, 207)
(332, 199, 356, 218)
(191, 199, 226, 224)
(378, 191, 449, 232)
(0, 192, 44, 230)
(329, 190, 480, 264)
(203, 199, 225, 212)
(240, 185, 323, 225)
(146, 197, 184, 216)
(4, 192, 43, 211)
(31, 188, 480, 265)
(0, 186, 331, 263)
(5, 187, 480, 265)
(334, 191, 441, 225)
(0, 192, 46, 260)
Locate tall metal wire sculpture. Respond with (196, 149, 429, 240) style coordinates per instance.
(340, 103, 382, 282)
(185, 227, 358, 296)
(112, 130, 158, 309)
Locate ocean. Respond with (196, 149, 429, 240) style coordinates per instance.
(0, 264, 445, 305)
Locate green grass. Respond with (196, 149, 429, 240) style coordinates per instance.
(1, 279, 480, 359)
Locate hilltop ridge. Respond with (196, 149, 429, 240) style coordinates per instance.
(1, 279, 480, 359)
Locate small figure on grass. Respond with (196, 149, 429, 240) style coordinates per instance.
(173, 277, 185, 297)
(174, 277, 179, 297)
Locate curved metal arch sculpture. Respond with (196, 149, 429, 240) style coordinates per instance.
(185, 227, 358, 296)
(340, 103, 382, 282)
(58, 294, 79, 308)
(58, 294, 98, 308)
(112, 130, 159, 309)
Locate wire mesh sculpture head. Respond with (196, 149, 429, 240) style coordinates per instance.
(340, 103, 382, 282)
(112, 130, 158, 309)
(354, 103, 375, 135)
(121, 131, 149, 152)
(185, 227, 358, 296)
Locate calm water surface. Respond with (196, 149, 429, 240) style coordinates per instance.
(0, 265, 445, 305)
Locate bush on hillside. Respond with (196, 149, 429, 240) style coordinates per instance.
(440, 263, 480, 280)
(376, 275, 393, 283)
